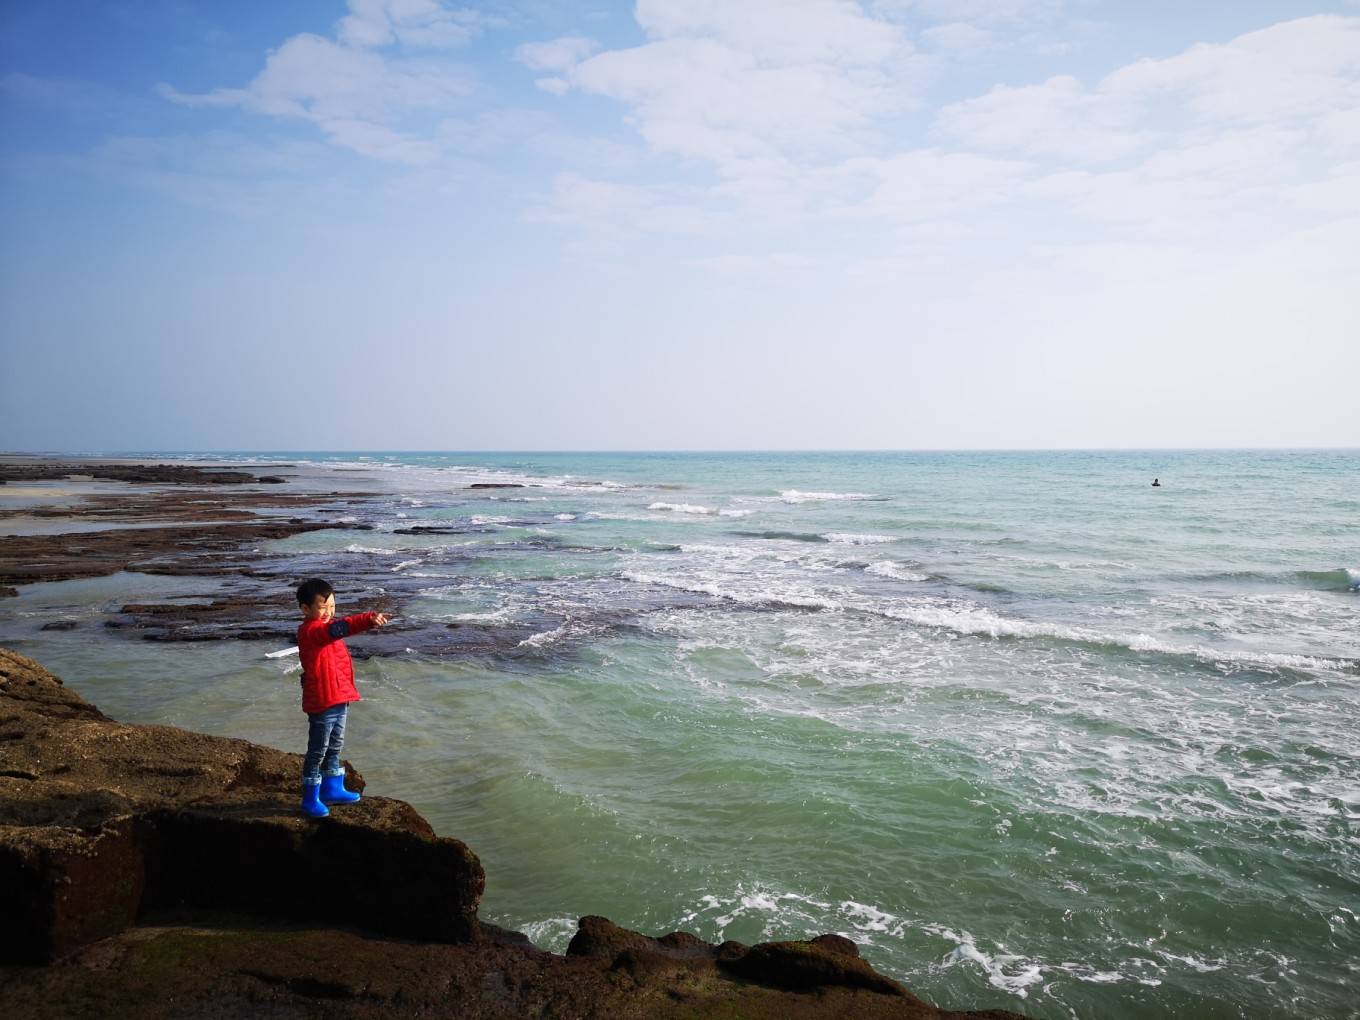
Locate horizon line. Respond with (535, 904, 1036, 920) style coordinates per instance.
(5, 447, 1359, 456)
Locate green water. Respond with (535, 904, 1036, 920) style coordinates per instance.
(4, 449, 1357, 1018)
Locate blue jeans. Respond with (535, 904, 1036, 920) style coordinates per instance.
(302, 703, 349, 784)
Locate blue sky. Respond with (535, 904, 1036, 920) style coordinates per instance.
(2, 1, 1358, 451)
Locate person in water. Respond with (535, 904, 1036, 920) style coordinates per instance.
(1152, 478, 1161, 487)
(295, 578, 390, 818)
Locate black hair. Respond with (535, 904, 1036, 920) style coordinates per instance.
(297, 578, 334, 607)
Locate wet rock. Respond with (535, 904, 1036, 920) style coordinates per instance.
(0, 519, 363, 588)
(0, 462, 278, 485)
(468, 483, 524, 489)
(0, 587, 16, 598)
(39, 621, 79, 631)
(719, 936, 909, 997)
(568, 916, 914, 998)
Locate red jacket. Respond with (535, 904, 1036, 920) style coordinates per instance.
(297, 612, 377, 714)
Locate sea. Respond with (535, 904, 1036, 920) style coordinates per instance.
(4, 449, 1357, 1019)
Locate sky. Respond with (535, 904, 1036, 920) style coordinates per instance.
(1, 0, 1358, 452)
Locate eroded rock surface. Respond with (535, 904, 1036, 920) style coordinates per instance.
(0, 647, 483, 963)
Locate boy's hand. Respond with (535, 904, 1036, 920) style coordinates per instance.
(374, 612, 391, 627)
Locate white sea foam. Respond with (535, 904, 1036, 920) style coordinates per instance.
(519, 917, 579, 953)
(649, 501, 713, 515)
(470, 514, 512, 525)
(866, 561, 929, 582)
(718, 508, 753, 517)
(921, 924, 1044, 998)
(344, 543, 398, 556)
(554, 513, 577, 521)
(392, 559, 421, 572)
(518, 621, 572, 647)
(877, 597, 1356, 672)
(780, 489, 879, 504)
(450, 607, 517, 624)
(823, 532, 897, 545)
(623, 569, 841, 611)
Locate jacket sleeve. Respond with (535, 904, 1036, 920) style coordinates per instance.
(300, 613, 377, 649)
(336, 612, 378, 637)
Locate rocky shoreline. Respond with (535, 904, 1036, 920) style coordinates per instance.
(0, 647, 1026, 1018)
(0, 461, 584, 654)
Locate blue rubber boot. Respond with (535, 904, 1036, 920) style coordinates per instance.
(320, 769, 361, 805)
(301, 779, 329, 818)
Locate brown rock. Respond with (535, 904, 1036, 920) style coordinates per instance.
(0, 647, 483, 964)
(719, 938, 910, 997)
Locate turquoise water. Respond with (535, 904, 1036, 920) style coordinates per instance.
(5, 450, 1358, 1018)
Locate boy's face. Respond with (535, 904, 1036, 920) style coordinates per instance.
(301, 593, 336, 622)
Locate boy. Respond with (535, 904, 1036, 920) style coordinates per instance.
(295, 578, 389, 818)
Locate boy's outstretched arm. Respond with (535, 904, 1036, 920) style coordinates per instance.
(310, 612, 390, 644)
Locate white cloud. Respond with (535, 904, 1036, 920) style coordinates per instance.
(939, 74, 1151, 161)
(554, 0, 921, 164)
(822, 150, 1031, 223)
(942, 15, 1360, 166)
(526, 173, 715, 243)
(921, 22, 996, 52)
(337, 0, 488, 49)
(636, 0, 906, 65)
(871, 0, 1064, 28)
(1286, 160, 1360, 214)
(161, 31, 474, 165)
(515, 35, 599, 72)
(1103, 15, 1360, 125)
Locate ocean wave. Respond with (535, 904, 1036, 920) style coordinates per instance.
(470, 515, 512, 526)
(555, 513, 577, 521)
(919, 922, 1044, 998)
(518, 621, 572, 647)
(1297, 567, 1360, 591)
(780, 489, 882, 504)
(718, 508, 753, 517)
(649, 501, 713, 515)
(623, 569, 840, 611)
(732, 530, 829, 543)
(823, 533, 898, 545)
(877, 598, 1355, 673)
(628, 551, 1353, 673)
(865, 561, 929, 582)
(343, 543, 398, 556)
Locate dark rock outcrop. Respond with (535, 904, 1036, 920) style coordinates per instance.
(0, 647, 483, 964)
(0, 462, 289, 485)
(0, 647, 1029, 1018)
